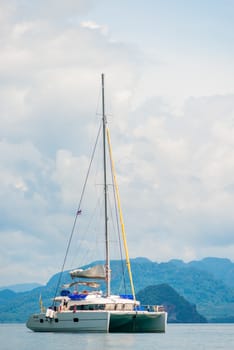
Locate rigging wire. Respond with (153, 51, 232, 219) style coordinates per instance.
(71, 193, 104, 267)
(53, 121, 102, 303)
(69, 140, 103, 268)
(106, 126, 136, 299)
(106, 187, 128, 294)
(108, 161, 127, 293)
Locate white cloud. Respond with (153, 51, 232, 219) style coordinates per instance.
(1, 0, 234, 285)
(80, 20, 108, 35)
(105, 93, 234, 264)
(5, 0, 94, 21)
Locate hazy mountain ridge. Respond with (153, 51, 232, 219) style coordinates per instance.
(0, 257, 233, 323)
(170, 257, 234, 288)
(0, 283, 42, 293)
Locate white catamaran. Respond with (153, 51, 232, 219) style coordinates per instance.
(26, 74, 167, 333)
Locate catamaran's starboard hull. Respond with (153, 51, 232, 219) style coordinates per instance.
(26, 311, 167, 333)
(109, 311, 167, 333)
(26, 312, 110, 333)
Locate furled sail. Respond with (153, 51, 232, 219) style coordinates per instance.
(70, 265, 106, 279)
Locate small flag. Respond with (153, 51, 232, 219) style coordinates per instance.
(77, 209, 82, 216)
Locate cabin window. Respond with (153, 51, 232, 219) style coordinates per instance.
(115, 304, 123, 310)
(105, 304, 115, 310)
(40, 319, 44, 323)
(69, 305, 79, 311)
(124, 304, 133, 311)
(54, 318, 59, 323)
(73, 318, 79, 322)
(69, 304, 106, 311)
(92, 304, 105, 310)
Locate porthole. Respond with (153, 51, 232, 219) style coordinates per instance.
(40, 319, 44, 323)
(55, 318, 59, 323)
(73, 318, 79, 323)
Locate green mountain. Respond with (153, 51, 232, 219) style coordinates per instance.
(136, 284, 207, 323)
(169, 257, 234, 289)
(0, 257, 234, 323)
(128, 257, 234, 321)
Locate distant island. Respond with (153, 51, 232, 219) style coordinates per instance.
(0, 257, 234, 323)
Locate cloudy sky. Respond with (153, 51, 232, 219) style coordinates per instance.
(1, 0, 234, 286)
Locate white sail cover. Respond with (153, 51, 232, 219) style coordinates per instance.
(70, 265, 106, 279)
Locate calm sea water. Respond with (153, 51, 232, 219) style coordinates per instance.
(0, 323, 233, 350)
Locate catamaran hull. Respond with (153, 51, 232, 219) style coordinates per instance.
(109, 311, 167, 333)
(26, 312, 110, 333)
(26, 311, 167, 333)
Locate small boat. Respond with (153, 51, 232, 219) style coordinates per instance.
(26, 74, 167, 333)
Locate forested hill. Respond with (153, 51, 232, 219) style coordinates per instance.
(0, 257, 234, 323)
(136, 284, 207, 323)
(128, 257, 234, 322)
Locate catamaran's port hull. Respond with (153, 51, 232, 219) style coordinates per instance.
(26, 312, 110, 333)
(26, 311, 167, 333)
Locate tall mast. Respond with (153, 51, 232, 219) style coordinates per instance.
(101, 73, 110, 296)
